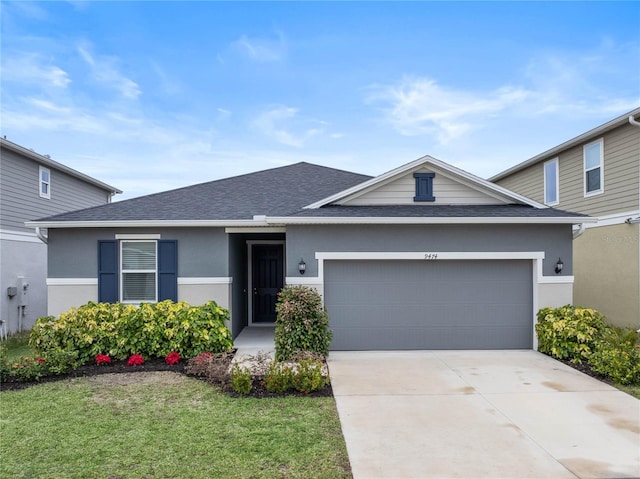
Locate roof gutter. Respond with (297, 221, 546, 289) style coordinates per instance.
(265, 216, 597, 225)
(629, 115, 640, 128)
(35, 226, 48, 244)
(572, 223, 586, 239)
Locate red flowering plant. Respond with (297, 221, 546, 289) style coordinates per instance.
(127, 354, 145, 366)
(95, 354, 112, 365)
(165, 351, 180, 365)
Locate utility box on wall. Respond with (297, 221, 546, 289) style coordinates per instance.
(17, 276, 29, 307)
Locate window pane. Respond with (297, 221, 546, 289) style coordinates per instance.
(544, 161, 557, 204)
(41, 183, 49, 195)
(586, 167, 601, 192)
(122, 272, 156, 301)
(585, 143, 601, 170)
(122, 242, 156, 269)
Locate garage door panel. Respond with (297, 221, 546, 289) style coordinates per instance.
(325, 260, 533, 350)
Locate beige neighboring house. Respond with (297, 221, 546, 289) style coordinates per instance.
(491, 108, 640, 329)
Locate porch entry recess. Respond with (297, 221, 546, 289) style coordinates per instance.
(250, 242, 284, 324)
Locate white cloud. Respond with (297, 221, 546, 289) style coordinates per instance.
(251, 105, 325, 147)
(77, 43, 141, 99)
(233, 31, 287, 62)
(2, 54, 71, 88)
(366, 77, 530, 144)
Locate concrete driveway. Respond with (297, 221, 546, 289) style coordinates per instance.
(327, 350, 640, 479)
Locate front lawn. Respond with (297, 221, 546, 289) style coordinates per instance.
(0, 373, 351, 479)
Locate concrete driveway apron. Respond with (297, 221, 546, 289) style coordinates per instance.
(327, 350, 640, 479)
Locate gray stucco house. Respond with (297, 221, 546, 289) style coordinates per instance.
(28, 156, 592, 350)
(0, 138, 121, 334)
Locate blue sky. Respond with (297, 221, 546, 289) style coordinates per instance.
(2, 1, 639, 200)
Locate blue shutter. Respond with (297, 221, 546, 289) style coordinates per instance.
(158, 240, 178, 302)
(98, 240, 118, 303)
(413, 172, 436, 202)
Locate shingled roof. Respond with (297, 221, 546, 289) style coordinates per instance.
(29, 160, 591, 227)
(33, 162, 372, 222)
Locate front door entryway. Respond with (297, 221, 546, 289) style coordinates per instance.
(250, 243, 284, 323)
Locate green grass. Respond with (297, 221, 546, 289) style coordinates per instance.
(614, 383, 640, 399)
(0, 374, 351, 479)
(2, 331, 32, 360)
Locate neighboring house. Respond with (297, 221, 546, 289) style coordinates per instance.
(0, 138, 121, 334)
(27, 156, 592, 351)
(490, 108, 640, 329)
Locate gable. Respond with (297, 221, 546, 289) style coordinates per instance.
(339, 166, 507, 206)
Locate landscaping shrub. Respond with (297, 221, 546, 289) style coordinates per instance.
(535, 305, 606, 363)
(589, 328, 640, 385)
(230, 364, 252, 395)
(264, 362, 296, 393)
(274, 285, 332, 361)
(184, 351, 235, 385)
(30, 300, 233, 364)
(292, 359, 329, 394)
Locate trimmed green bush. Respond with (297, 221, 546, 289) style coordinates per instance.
(274, 285, 332, 361)
(535, 305, 606, 363)
(230, 364, 253, 395)
(30, 300, 233, 364)
(589, 328, 640, 385)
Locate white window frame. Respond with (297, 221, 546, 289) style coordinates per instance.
(583, 139, 604, 197)
(543, 158, 559, 206)
(39, 166, 51, 199)
(120, 240, 158, 303)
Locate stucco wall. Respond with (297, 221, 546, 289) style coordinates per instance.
(574, 223, 639, 328)
(285, 224, 574, 278)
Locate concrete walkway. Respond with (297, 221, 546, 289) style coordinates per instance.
(327, 350, 640, 479)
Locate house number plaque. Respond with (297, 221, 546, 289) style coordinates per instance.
(424, 253, 439, 260)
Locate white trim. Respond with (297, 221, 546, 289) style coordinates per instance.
(285, 276, 322, 285)
(115, 234, 161, 240)
(304, 155, 546, 209)
(177, 277, 232, 285)
(26, 219, 271, 228)
(543, 158, 559, 206)
(247, 240, 286, 326)
(583, 138, 604, 197)
(583, 210, 640, 229)
(47, 278, 98, 286)
(0, 229, 43, 243)
(266, 216, 595, 225)
(225, 227, 286, 233)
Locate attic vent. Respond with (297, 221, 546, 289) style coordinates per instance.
(413, 173, 435, 202)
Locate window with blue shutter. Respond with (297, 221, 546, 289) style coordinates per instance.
(97, 239, 178, 303)
(98, 240, 118, 303)
(413, 172, 436, 202)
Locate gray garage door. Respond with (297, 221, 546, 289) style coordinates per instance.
(324, 260, 533, 350)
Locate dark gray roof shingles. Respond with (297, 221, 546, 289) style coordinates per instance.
(35, 162, 588, 223)
(36, 162, 372, 222)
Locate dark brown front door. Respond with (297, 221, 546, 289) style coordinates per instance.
(252, 244, 284, 323)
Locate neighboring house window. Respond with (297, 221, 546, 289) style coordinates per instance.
(414, 172, 436, 202)
(543, 158, 559, 206)
(39, 166, 51, 199)
(584, 139, 603, 196)
(98, 239, 177, 303)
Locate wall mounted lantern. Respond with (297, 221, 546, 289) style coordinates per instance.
(298, 258, 306, 275)
(555, 257, 564, 274)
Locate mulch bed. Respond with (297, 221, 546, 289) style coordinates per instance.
(0, 352, 333, 398)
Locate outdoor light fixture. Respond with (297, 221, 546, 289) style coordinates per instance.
(298, 258, 306, 275)
(555, 257, 564, 274)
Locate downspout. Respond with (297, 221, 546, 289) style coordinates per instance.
(35, 227, 48, 244)
(629, 115, 640, 128)
(572, 223, 585, 239)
